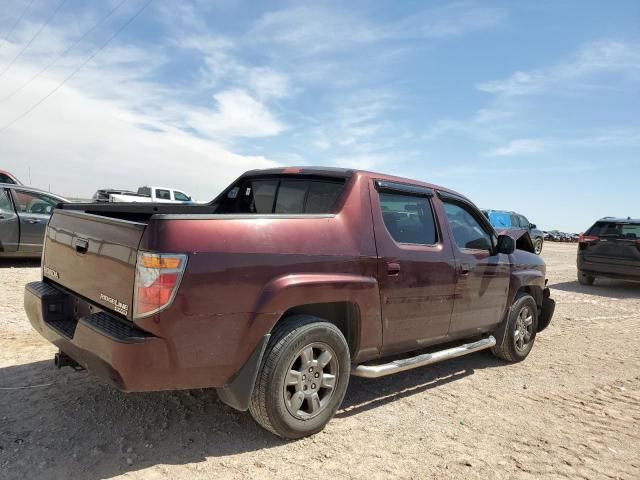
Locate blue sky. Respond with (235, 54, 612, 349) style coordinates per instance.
(0, 0, 638, 231)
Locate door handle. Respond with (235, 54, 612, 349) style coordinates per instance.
(74, 238, 89, 254)
(387, 262, 401, 276)
(459, 263, 471, 276)
(26, 218, 41, 224)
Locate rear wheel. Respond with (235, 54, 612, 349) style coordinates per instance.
(249, 315, 350, 439)
(534, 238, 543, 255)
(491, 293, 538, 362)
(577, 270, 595, 286)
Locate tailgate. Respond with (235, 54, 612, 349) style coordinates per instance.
(42, 209, 146, 320)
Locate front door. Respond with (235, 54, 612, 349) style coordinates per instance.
(441, 197, 511, 337)
(10, 189, 58, 254)
(0, 188, 19, 253)
(370, 180, 457, 355)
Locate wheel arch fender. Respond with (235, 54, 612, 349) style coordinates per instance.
(217, 273, 381, 412)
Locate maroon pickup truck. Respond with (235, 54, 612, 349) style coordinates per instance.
(25, 167, 555, 439)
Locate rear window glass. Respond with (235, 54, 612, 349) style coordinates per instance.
(275, 180, 307, 213)
(216, 177, 345, 214)
(589, 221, 640, 239)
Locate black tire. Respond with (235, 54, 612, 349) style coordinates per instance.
(249, 315, 350, 439)
(577, 270, 595, 286)
(534, 238, 543, 255)
(491, 293, 538, 362)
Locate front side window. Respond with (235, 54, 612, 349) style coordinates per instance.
(156, 189, 171, 200)
(518, 215, 529, 228)
(443, 201, 493, 251)
(12, 190, 58, 214)
(379, 193, 437, 245)
(173, 191, 191, 201)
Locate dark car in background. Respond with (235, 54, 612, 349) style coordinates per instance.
(0, 169, 23, 185)
(577, 217, 640, 285)
(0, 184, 67, 258)
(482, 210, 545, 255)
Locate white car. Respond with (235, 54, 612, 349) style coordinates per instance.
(108, 186, 193, 203)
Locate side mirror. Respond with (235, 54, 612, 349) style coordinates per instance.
(496, 234, 515, 254)
(530, 223, 537, 229)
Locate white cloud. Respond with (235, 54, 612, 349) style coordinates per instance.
(487, 139, 544, 157)
(477, 40, 640, 96)
(251, 3, 505, 55)
(187, 89, 286, 138)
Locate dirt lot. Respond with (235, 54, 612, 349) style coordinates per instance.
(1, 243, 639, 480)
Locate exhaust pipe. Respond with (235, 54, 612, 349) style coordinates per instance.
(54, 351, 82, 370)
(351, 336, 496, 378)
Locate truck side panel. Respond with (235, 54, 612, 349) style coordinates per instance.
(133, 174, 382, 385)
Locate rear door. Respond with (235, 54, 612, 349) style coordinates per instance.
(0, 188, 19, 253)
(370, 180, 457, 354)
(10, 189, 59, 254)
(441, 195, 511, 336)
(582, 221, 640, 268)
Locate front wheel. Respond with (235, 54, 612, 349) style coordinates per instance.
(249, 315, 350, 439)
(577, 270, 595, 286)
(491, 293, 538, 362)
(534, 238, 543, 255)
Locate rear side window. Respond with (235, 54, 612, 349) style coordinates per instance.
(0, 188, 13, 210)
(217, 177, 345, 214)
(379, 193, 437, 245)
(443, 201, 493, 251)
(589, 221, 640, 239)
(156, 189, 171, 200)
(12, 190, 58, 214)
(0, 173, 16, 184)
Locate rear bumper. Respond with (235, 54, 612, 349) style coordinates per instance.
(577, 256, 640, 281)
(25, 281, 188, 392)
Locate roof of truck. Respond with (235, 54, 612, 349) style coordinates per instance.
(244, 166, 470, 202)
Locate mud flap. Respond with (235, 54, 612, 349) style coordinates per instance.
(216, 334, 271, 411)
(537, 288, 555, 332)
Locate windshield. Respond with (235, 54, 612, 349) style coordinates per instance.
(588, 221, 640, 239)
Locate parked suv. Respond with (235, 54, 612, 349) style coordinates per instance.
(577, 217, 640, 285)
(25, 167, 555, 438)
(482, 209, 544, 255)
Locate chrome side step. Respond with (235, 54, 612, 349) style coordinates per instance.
(351, 336, 496, 378)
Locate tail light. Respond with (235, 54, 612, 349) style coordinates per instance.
(578, 234, 599, 243)
(133, 252, 187, 318)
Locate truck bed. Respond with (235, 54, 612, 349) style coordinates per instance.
(59, 202, 216, 223)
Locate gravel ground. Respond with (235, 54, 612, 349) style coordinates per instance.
(1, 243, 639, 479)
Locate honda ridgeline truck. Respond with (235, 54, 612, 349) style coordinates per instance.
(25, 167, 555, 439)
